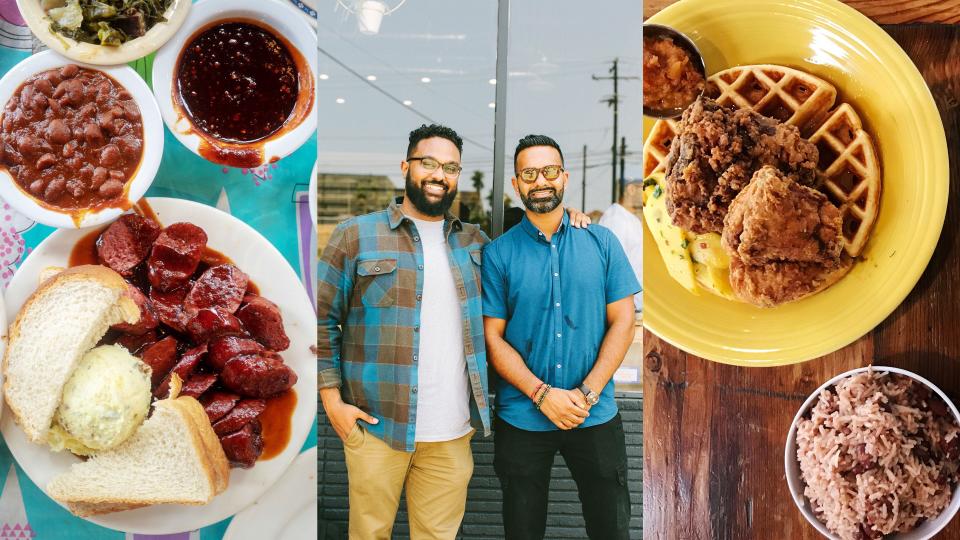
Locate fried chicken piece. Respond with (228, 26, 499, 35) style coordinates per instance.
(663, 96, 820, 234)
(722, 167, 844, 307)
(727, 257, 848, 308)
(723, 166, 842, 265)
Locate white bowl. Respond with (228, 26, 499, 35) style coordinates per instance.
(785, 366, 960, 540)
(287, 0, 317, 27)
(151, 0, 318, 168)
(16, 0, 191, 66)
(0, 50, 164, 229)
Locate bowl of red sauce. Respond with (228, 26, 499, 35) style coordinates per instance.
(0, 50, 164, 229)
(151, 0, 317, 169)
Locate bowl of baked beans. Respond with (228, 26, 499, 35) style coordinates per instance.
(0, 50, 163, 229)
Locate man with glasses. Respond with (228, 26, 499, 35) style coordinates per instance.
(318, 124, 589, 539)
(482, 135, 640, 539)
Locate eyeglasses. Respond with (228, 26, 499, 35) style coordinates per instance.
(408, 156, 462, 177)
(518, 165, 564, 183)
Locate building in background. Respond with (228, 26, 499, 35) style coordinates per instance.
(317, 173, 402, 224)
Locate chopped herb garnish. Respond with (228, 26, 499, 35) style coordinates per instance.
(680, 239, 689, 249)
(653, 185, 663, 198)
(643, 178, 658, 189)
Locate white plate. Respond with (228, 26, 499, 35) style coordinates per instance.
(151, 0, 318, 167)
(223, 447, 317, 540)
(0, 50, 164, 229)
(0, 197, 317, 534)
(0, 287, 6, 422)
(16, 0, 191, 66)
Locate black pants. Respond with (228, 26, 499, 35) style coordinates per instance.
(493, 413, 631, 540)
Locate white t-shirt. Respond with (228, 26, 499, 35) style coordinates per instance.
(599, 203, 643, 312)
(409, 217, 472, 442)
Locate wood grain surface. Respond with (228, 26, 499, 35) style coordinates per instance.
(642, 21, 960, 540)
(644, 0, 960, 23)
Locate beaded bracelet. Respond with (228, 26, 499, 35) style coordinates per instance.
(535, 384, 552, 410)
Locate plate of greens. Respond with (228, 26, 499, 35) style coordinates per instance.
(17, 0, 191, 65)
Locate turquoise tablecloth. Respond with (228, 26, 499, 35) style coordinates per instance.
(0, 2, 318, 538)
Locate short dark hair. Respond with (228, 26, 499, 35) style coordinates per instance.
(514, 134, 564, 171)
(407, 124, 463, 158)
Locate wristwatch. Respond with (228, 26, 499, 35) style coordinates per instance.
(578, 384, 600, 406)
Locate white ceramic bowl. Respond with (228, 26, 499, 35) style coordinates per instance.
(288, 0, 317, 27)
(0, 50, 164, 229)
(16, 0, 191, 66)
(151, 0, 318, 168)
(785, 366, 960, 540)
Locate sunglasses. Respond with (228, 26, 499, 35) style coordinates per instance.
(518, 165, 564, 183)
(408, 156, 462, 177)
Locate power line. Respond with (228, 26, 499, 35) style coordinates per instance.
(318, 45, 494, 153)
(592, 58, 639, 203)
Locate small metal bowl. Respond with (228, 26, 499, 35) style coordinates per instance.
(642, 24, 707, 119)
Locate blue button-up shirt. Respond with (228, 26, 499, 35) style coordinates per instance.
(481, 211, 641, 431)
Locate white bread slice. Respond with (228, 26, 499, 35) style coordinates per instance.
(174, 396, 230, 494)
(64, 501, 149, 516)
(3, 265, 140, 443)
(163, 374, 229, 494)
(46, 396, 230, 517)
(38, 266, 65, 285)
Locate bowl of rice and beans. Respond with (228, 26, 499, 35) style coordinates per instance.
(785, 367, 960, 539)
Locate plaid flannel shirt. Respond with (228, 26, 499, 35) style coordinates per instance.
(318, 197, 491, 451)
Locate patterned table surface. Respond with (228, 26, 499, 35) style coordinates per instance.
(0, 2, 318, 538)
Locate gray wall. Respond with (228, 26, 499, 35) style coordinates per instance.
(319, 394, 643, 539)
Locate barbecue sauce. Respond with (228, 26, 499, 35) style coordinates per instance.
(174, 19, 313, 168)
(259, 388, 297, 461)
(69, 226, 106, 267)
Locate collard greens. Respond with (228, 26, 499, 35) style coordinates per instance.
(47, 0, 173, 46)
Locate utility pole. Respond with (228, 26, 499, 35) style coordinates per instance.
(581, 144, 587, 211)
(593, 58, 638, 204)
(619, 137, 626, 190)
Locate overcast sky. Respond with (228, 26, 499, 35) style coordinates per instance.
(317, 0, 643, 213)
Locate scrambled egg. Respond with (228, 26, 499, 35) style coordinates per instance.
(642, 172, 736, 300)
(49, 345, 152, 456)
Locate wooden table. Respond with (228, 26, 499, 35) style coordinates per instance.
(643, 2, 960, 538)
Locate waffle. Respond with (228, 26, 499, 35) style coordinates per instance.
(643, 64, 881, 258)
(808, 104, 881, 258)
(707, 64, 837, 137)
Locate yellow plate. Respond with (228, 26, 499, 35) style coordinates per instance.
(643, 0, 948, 366)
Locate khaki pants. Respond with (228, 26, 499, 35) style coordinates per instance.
(343, 426, 475, 540)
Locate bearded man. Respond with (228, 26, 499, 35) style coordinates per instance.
(318, 125, 589, 539)
(482, 134, 640, 540)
